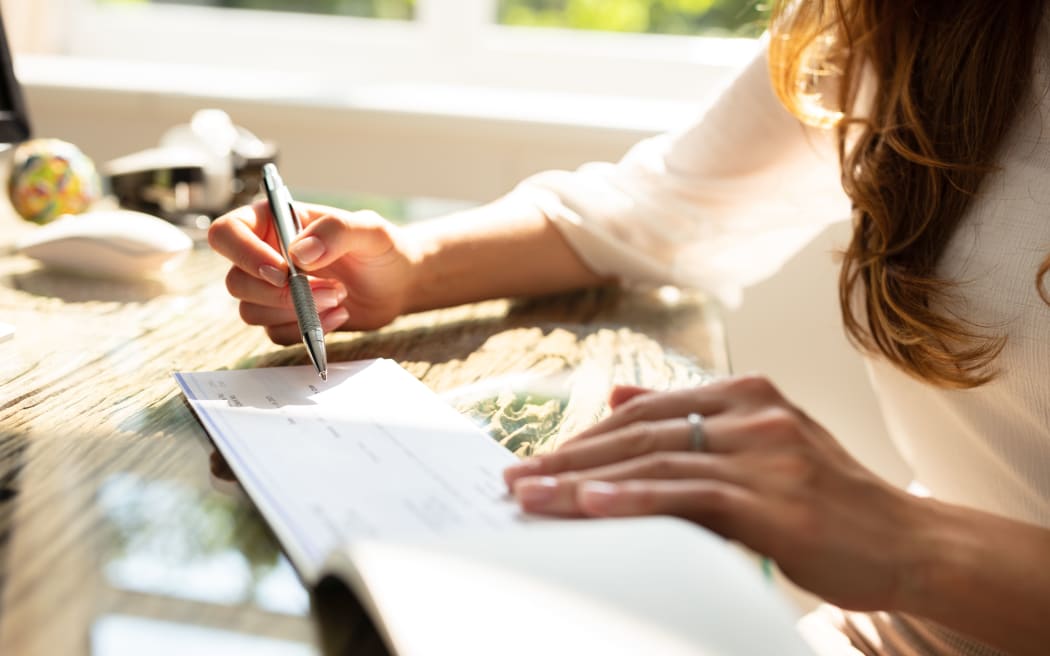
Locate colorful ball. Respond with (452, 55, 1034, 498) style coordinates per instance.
(8, 139, 102, 224)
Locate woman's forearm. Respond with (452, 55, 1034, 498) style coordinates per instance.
(900, 498, 1050, 655)
(402, 194, 608, 313)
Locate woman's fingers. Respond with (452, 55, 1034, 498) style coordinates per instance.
(239, 302, 298, 327)
(567, 375, 791, 446)
(569, 385, 729, 443)
(211, 201, 413, 341)
(608, 385, 652, 409)
(514, 471, 776, 561)
(211, 202, 396, 283)
(505, 401, 805, 489)
(289, 208, 398, 271)
(505, 416, 712, 487)
(227, 266, 348, 310)
(263, 307, 351, 345)
(576, 478, 758, 528)
(512, 450, 752, 516)
(209, 450, 236, 482)
(238, 289, 347, 325)
(576, 479, 794, 570)
(209, 201, 288, 285)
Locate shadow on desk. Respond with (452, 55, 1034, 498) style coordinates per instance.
(246, 287, 630, 371)
(248, 285, 717, 378)
(9, 268, 170, 304)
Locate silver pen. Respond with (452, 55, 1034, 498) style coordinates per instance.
(261, 163, 328, 381)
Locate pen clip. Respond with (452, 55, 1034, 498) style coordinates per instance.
(285, 195, 302, 233)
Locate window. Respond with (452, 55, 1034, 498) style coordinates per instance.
(96, 0, 768, 36)
(75, 0, 765, 98)
(26, 0, 765, 205)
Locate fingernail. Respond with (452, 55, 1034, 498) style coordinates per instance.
(515, 477, 559, 507)
(313, 289, 342, 310)
(504, 459, 543, 484)
(579, 481, 620, 512)
(259, 264, 287, 287)
(322, 307, 349, 331)
(290, 236, 325, 265)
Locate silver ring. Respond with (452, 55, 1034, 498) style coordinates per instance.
(686, 412, 706, 452)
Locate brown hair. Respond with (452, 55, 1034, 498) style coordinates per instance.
(769, 1, 1047, 388)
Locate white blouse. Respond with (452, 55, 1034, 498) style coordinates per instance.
(514, 34, 1050, 656)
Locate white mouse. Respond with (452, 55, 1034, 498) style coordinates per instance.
(16, 209, 194, 279)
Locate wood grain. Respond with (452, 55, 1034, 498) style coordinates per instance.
(0, 226, 725, 655)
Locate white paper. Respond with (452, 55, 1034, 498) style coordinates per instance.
(344, 518, 816, 656)
(175, 360, 818, 656)
(174, 359, 526, 580)
(0, 322, 13, 342)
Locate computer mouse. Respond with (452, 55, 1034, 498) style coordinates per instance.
(15, 209, 194, 279)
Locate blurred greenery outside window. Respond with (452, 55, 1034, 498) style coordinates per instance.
(500, 0, 768, 37)
(98, 0, 770, 36)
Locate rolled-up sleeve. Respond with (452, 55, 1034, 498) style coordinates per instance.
(513, 39, 851, 307)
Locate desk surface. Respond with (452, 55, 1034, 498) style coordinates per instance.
(0, 216, 726, 655)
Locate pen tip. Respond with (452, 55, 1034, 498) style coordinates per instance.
(320, 370, 328, 382)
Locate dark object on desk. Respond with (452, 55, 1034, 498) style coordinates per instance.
(105, 110, 277, 226)
(105, 153, 209, 227)
(0, 6, 30, 144)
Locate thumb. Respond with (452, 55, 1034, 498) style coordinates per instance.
(289, 208, 396, 271)
(609, 385, 654, 409)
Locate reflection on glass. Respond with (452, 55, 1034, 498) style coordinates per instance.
(97, 472, 309, 615)
(256, 557, 313, 615)
(443, 370, 577, 457)
(441, 321, 714, 457)
(92, 614, 314, 656)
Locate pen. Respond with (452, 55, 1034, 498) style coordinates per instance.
(261, 163, 328, 381)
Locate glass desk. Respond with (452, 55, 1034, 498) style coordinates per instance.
(0, 212, 727, 655)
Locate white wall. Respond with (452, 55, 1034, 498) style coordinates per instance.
(21, 71, 650, 203)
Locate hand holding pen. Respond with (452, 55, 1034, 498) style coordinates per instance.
(207, 173, 419, 347)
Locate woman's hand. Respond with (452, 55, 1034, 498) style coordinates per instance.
(503, 375, 927, 612)
(208, 201, 419, 344)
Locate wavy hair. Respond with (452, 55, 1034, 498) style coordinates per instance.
(769, 1, 1047, 388)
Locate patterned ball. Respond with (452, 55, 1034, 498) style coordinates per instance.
(8, 139, 102, 224)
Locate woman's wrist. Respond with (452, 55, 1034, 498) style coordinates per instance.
(400, 196, 604, 314)
(887, 495, 971, 614)
(398, 223, 434, 315)
(887, 496, 1050, 654)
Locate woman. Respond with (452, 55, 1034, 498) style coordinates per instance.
(208, 2, 1050, 654)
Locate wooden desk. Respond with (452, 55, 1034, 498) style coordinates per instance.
(0, 220, 726, 655)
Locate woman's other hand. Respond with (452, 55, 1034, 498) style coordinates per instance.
(504, 375, 927, 612)
(208, 201, 419, 344)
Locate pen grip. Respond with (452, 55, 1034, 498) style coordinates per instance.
(288, 273, 323, 333)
